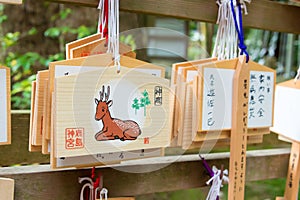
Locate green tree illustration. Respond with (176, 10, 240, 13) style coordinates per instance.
(139, 90, 151, 116)
(131, 98, 140, 115)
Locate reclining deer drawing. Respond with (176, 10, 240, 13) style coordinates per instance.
(94, 85, 141, 141)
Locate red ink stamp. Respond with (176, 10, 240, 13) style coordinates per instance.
(65, 128, 84, 149)
(144, 137, 149, 144)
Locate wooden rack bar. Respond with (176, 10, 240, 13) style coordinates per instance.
(46, 0, 300, 34)
(0, 148, 290, 199)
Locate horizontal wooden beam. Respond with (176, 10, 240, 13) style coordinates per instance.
(0, 111, 49, 167)
(0, 148, 290, 199)
(46, 0, 300, 34)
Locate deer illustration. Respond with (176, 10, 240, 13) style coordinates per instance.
(94, 85, 141, 141)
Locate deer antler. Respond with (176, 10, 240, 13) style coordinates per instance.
(99, 85, 105, 102)
(105, 86, 110, 102)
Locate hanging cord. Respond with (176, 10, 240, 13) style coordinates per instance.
(98, 0, 109, 42)
(294, 66, 300, 84)
(79, 177, 94, 200)
(230, 0, 250, 63)
(206, 166, 229, 200)
(107, 0, 121, 73)
(212, 0, 238, 60)
(99, 188, 108, 200)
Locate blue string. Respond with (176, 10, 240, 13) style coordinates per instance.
(230, 0, 249, 63)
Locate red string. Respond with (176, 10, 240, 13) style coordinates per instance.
(99, 0, 109, 44)
(91, 167, 101, 200)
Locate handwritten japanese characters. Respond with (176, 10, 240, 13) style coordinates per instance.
(202, 68, 234, 130)
(288, 152, 298, 188)
(248, 71, 274, 127)
(201, 68, 274, 131)
(228, 57, 249, 200)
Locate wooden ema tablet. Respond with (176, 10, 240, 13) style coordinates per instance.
(0, 178, 14, 200)
(176, 67, 268, 148)
(48, 55, 168, 168)
(66, 33, 101, 59)
(228, 56, 249, 200)
(32, 70, 49, 146)
(0, 0, 22, 4)
(198, 58, 275, 132)
(172, 58, 272, 149)
(47, 54, 165, 140)
(42, 79, 50, 154)
(177, 67, 199, 146)
(194, 59, 273, 142)
(276, 141, 300, 200)
(29, 81, 42, 152)
(171, 58, 217, 145)
(271, 80, 300, 199)
(52, 89, 163, 169)
(70, 38, 136, 59)
(51, 87, 164, 169)
(176, 78, 265, 150)
(271, 79, 300, 143)
(182, 78, 265, 151)
(0, 66, 11, 145)
(53, 66, 172, 158)
(181, 82, 193, 149)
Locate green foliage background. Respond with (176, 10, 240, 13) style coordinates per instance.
(0, 4, 96, 109)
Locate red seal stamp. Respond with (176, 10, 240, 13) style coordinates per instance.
(65, 128, 84, 149)
(144, 137, 149, 144)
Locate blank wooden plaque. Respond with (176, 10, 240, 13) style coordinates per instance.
(66, 33, 102, 59)
(271, 79, 300, 143)
(0, 178, 14, 200)
(0, 66, 11, 145)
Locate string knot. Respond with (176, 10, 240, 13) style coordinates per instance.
(230, 0, 250, 63)
(238, 43, 247, 52)
(238, 42, 249, 62)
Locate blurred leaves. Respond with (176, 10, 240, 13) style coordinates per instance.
(0, 5, 96, 109)
(120, 34, 137, 50)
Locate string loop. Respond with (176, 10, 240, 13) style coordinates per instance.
(212, 0, 238, 60)
(98, 0, 109, 42)
(107, 0, 121, 73)
(206, 166, 229, 200)
(99, 188, 108, 200)
(230, 0, 250, 62)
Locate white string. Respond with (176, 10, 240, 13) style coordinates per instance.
(107, 0, 121, 72)
(240, 0, 251, 15)
(212, 0, 250, 60)
(99, 188, 108, 200)
(294, 66, 300, 84)
(97, 0, 102, 34)
(97, 0, 107, 37)
(206, 166, 229, 200)
(79, 177, 94, 200)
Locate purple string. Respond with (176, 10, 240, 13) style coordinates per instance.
(199, 155, 214, 177)
(230, 0, 249, 63)
(199, 155, 220, 200)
